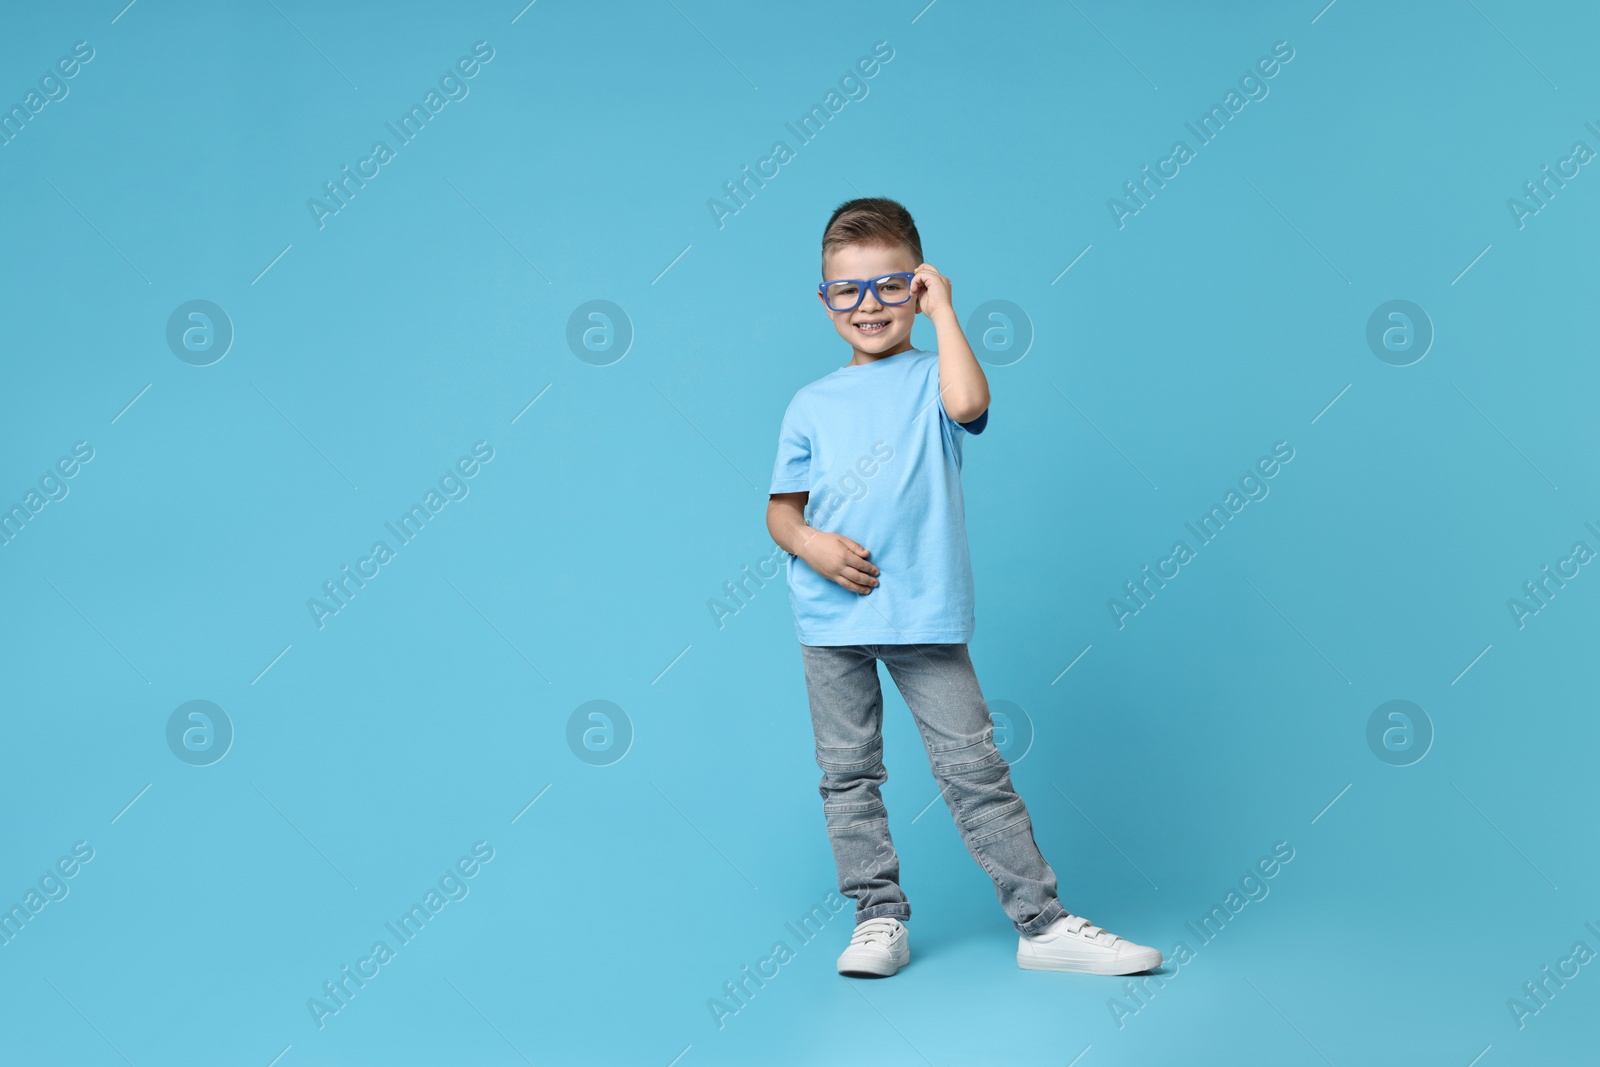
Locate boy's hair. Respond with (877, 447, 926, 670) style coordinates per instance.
(820, 197, 923, 278)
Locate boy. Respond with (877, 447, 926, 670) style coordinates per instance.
(766, 197, 1161, 978)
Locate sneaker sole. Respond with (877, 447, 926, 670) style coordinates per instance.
(1016, 945, 1161, 976)
(837, 946, 910, 977)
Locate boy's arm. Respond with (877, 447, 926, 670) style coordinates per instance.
(931, 306, 989, 423)
(913, 264, 990, 423)
(767, 492, 880, 594)
(766, 492, 815, 559)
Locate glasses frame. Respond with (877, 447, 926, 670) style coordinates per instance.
(817, 272, 917, 313)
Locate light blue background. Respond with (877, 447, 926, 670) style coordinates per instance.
(1, 2, 1595, 1064)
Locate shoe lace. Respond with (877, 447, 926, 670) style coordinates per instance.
(850, 918, 900, 946)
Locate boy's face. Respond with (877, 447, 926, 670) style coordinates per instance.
(819, 241, 919, 363)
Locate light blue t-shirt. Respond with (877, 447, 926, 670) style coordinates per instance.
(769, 347, 988, 646)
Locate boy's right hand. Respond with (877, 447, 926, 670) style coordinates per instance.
(801, 532, 880, 595)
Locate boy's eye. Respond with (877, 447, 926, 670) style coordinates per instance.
(877, 280, 905, 293)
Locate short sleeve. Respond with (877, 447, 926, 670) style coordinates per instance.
(769, 399, 812, 494)
(958, 409, 988, 435)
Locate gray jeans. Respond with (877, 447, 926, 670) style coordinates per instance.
(799, 642, 1067, 937)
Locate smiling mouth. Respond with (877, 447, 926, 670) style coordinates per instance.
(854, 320, 889, 335)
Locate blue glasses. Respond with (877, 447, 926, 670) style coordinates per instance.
(819, 272, 916, 313)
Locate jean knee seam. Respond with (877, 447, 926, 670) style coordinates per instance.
(969, 812, 1032, 846)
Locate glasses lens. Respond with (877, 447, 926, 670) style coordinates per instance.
(873, 275, 911, 305)
(824, 281, 860, 311)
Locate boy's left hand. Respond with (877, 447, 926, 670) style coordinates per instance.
(911, 263, 952, 318)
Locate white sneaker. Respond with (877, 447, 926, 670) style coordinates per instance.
(1017, 913, 1162, 975)
(837, 917, 910, 977)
